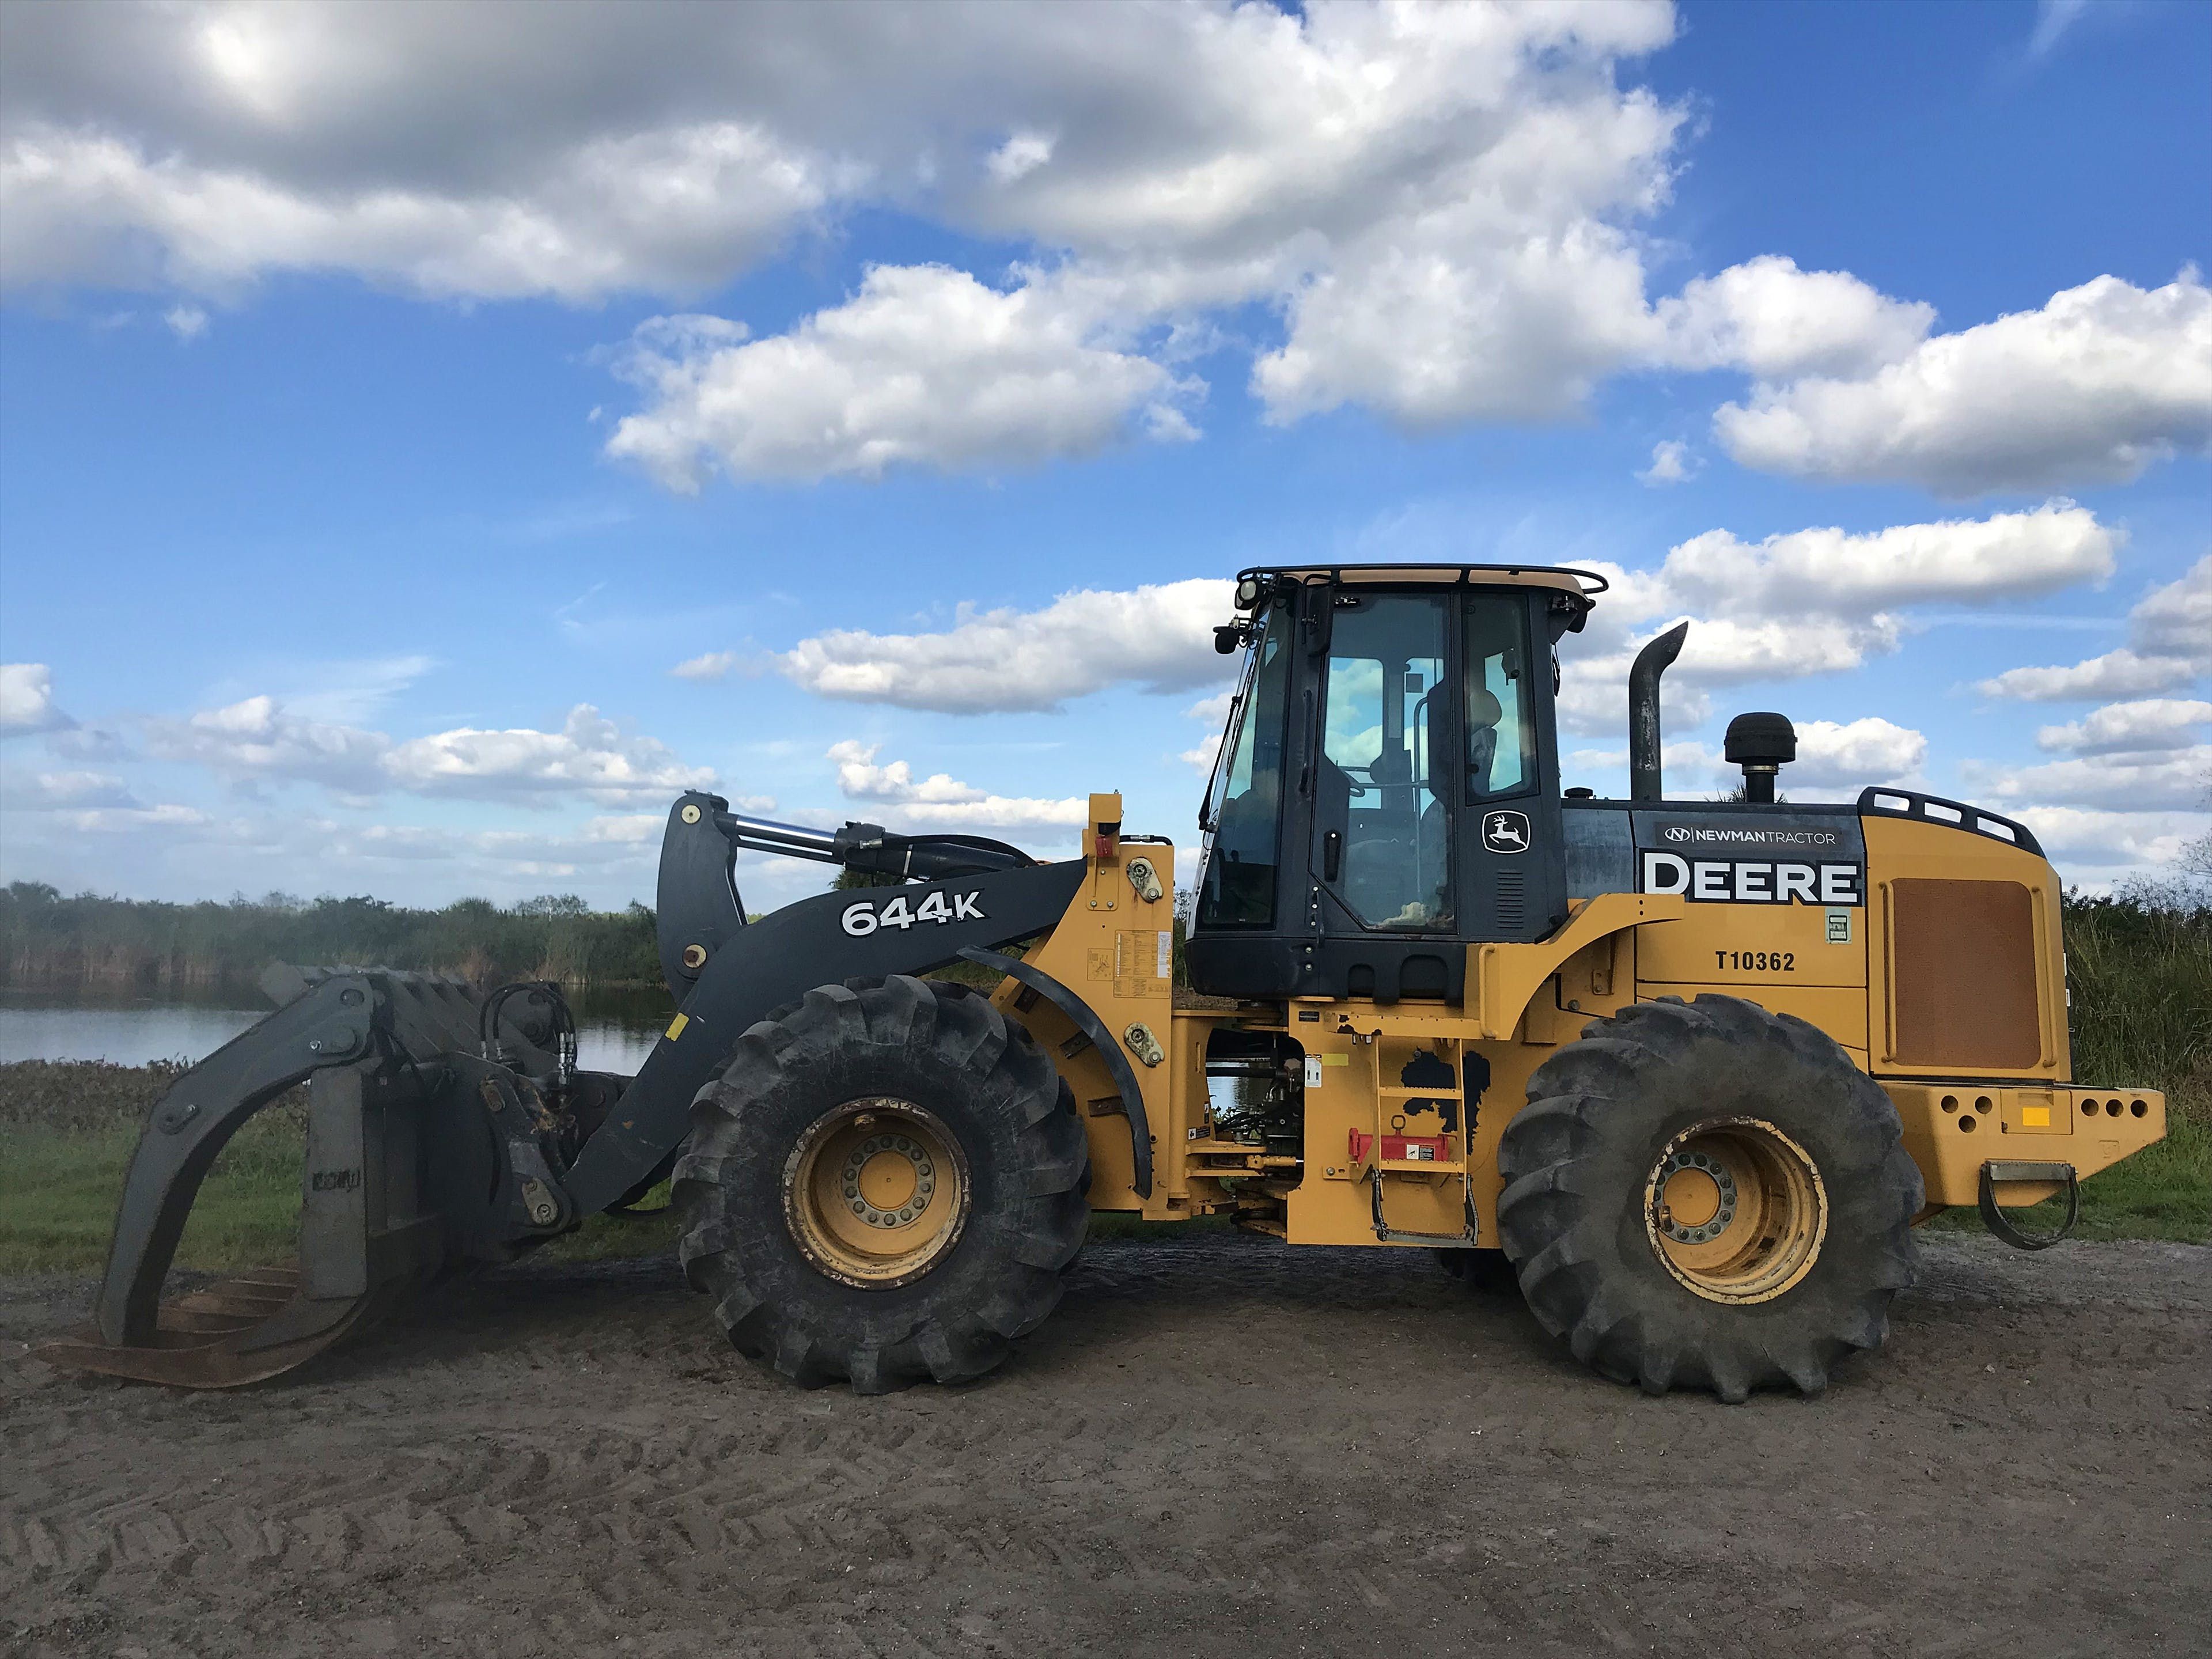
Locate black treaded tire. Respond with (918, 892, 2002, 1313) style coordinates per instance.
(1496, 994, 1922, 1403)
(675, 975, 1089, 1393)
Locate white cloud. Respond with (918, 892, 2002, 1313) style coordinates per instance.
(583, 813, 664, 844)
(163, 302, 208, 339)
(1179, 689, 1237, 771)
(782, 577, 1233, 714)
(825, 740, 1085, 835)
(0, 664, 70, 736)
(384, 705, 715, 804)
(671, 649, 743, 682)
(605, 267, 1195, 486)
(1715, 273, 2212, 494)
(1979, 647, 2203, 702)
(1788, 718, 1926, 786)
(987, 131, 1055, 185)
(148, 694, 391, 791)
(1653, 255, 1934, 380)
(1637, 439, 1697, 485)
(1555, 502, 2117, 731)
(0, 119, 832, 302)
(1650, 500, 2117, 619)
(147, 695, 711, 805)
(2036, 699, 2212, 756)
(1979, 747, 2212, 813)
(1980, 554, 2212, 700)
(2013, 806, 2209, 869)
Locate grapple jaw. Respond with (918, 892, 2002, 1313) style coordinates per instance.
(36, 967, 577, 1388)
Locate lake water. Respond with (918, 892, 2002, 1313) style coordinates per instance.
(0, 986, 676, 1074)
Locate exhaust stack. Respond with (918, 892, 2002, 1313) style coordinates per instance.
(1628, 622, 1690, 802)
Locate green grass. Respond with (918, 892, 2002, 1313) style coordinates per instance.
(0, 1126, 700, 1278)
(0, 1119, 309, 1277)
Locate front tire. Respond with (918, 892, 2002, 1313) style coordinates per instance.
(1497, 995, 1922, 1402)
(676, 976, 1089, 1393)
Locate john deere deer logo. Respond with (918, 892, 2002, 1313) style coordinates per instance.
(1482, 810, 1530, 855)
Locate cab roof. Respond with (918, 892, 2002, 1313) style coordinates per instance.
(1233, 563, 1607, 612)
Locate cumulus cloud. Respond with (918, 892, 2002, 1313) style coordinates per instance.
(0, 663, 71, 736)
(384, 706, 715, 803)
(1650, 500, 2116, 621)
(1715, 273, 2212, 495)
(825, 740, 1085, 834)
(1788, 718, 1927, 786)
(1978, 747, 2212, 812)
(2035, 699, 2212, 756)
(0, 118, 831, 302)
(606, 268, 1195, 486)
(148, 695, 711, 805)
(147, 694, 390, 791)
(1980, 554, 2212, 701)
(782, 577, 1233, 714)
(1637, 440, 1697, 485)
(1556, 501, 2117, 732)
(2013, 806, 2209, 870)
(1652, 255, 1934, 380)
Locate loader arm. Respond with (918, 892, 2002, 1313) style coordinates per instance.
(562, 859, 1090, 1213)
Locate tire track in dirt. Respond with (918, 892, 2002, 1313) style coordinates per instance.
(3, 1236, 2208, 1657)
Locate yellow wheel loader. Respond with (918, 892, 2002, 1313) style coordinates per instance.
(41, 564, 2169, 1400)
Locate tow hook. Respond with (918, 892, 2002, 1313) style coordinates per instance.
(1978, 1160, 2081, 1251)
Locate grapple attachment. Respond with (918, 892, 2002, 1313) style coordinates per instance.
(37, 966, 579, 1388)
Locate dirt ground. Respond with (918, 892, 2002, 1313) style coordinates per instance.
(2, 1233, 2207, 1658)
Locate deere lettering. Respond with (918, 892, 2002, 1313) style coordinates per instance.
(1639, 851, 1862, 906)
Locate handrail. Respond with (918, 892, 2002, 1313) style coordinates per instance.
(1857, 787, 2043, 857)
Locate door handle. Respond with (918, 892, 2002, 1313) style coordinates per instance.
(1323, 830, 1342, 882)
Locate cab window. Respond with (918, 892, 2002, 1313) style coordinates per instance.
(1465, 597, 1536, 800)
(1316, 593, 1452, 931)
(1197, 608, 1291, 927)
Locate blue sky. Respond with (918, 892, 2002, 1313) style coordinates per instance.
(2, 0, 2207, 911)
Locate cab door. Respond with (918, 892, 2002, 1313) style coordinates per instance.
(1309, 590, 1456, 938)
(1457, 590, 1567, 941)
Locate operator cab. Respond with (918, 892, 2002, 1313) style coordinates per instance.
(1187, 563, 1603, 1003)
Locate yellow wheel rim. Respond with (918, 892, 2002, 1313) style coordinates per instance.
(1644, 1118, 1827, 1304)
(783, 1099, 971, 1289)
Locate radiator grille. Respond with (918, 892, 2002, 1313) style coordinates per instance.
(1888, 878, 2040, 1069)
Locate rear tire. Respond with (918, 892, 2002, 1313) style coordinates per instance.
(1497, 994, 1921, 1402)
(676, 976, 1089, 1393)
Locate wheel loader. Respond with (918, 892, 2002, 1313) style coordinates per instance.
(41, 563, 2171, 1401)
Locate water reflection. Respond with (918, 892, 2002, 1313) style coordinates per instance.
(0, 984, 677, 1074)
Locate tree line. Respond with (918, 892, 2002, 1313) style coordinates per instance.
(0, 882, 664, 991)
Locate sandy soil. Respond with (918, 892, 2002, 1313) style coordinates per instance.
(3, 1233, 2207, 1658)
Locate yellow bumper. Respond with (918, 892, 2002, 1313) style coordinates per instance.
(1887, 1082, 2166, 1207)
